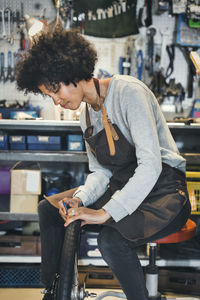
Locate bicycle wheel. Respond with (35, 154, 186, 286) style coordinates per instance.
(56, 219, 81, 300)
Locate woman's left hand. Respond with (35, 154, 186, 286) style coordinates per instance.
(64, 207, 111, 227)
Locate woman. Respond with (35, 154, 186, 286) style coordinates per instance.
(16, 26, 191, 300)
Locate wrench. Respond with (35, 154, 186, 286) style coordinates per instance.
(160, 27, 171, 71)
(0, 52, 5, 82)
(5, 51, 13, 82)
(0, 9, 6, 39)
(146, 26, 157, 75)
(5, 8, 13, 44)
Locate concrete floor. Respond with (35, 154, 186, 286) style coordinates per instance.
(0, 288, 124, 300)
(0, 288, 200, 300)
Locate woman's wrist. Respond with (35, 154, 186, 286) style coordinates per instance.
(73, 197, 82, 206)
(99, 208, 111, 222)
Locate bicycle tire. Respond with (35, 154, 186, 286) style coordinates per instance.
(56, 220, 81, 300)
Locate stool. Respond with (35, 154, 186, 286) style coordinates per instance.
(146, 219, 197, 300)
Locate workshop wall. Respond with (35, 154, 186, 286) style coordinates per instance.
(0, 0, 199, 120)
(0, 0, 56, 120)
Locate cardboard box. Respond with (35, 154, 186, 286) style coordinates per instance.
(11, 169, 41, 195)
(10, 194, 38, 213)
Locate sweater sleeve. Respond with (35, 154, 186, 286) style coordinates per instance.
(103, 84, 162, 222)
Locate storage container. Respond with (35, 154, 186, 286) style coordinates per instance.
(9, 135, 26, 150)
(10, 194, 39, 213)
(11, 167, 41, 195)
(27, 135, 61, 150)
(67, 134, 84, 151)
(186, 171, 200, 214)
(0, 265, 42, 287)
(0, 134, 8, 150)
(10, 162, 41, 213)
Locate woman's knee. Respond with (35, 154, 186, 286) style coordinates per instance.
(38, 199, 58, 217)
(38, 199, 49, 215)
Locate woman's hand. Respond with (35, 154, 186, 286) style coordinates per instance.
(58, 197, 82, 223)
(64, 207, 111, 227)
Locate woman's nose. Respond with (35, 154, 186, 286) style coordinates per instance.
(52, 96, 62, 106)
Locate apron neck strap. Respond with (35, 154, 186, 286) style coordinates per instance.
(85, 78, 118, 156)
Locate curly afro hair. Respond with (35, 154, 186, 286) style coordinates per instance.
(15, 25, 98, 94)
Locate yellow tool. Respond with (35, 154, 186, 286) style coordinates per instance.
(190, 51, 200, 75)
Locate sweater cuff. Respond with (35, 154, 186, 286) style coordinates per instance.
(103, 197, 129, 222)
(73, 189, 91, 206)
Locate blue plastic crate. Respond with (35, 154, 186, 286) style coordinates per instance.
(9, 135, 26, 150)
(0, 266, 43, 287)
(27, 135, 61, 150)
(0, 134, 8, 149)
(67, 134, 84, 151)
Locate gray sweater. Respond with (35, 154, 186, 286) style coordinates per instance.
(73, 75, 186, 222)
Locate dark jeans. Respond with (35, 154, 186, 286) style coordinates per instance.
(38, 199, 190, 300)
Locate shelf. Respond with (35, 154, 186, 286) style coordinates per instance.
(0, 255, 199, 268)
(0, 150, 88, 162)
(1, 119, 200, 131)
(0, 212, 38, 221)
(0, 119, 81, 132)
(182, 153, 200, 165)
(168, 123, 200, 129)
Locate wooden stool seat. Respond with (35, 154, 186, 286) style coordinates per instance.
(154, 219, 196, 244)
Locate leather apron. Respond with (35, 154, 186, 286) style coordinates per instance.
(84, 79, 191, 242)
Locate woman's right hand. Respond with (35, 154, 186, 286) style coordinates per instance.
(58, 197, 82, 222)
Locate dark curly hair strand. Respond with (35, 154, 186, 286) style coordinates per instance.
(15, 25, 98, 95)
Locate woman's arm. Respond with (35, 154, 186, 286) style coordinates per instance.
(103, 84, 163, 222)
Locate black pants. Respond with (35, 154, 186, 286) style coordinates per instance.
(38, 199, 190, 300)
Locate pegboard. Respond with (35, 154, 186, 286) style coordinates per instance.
(0, 0, 55, 20)
(0, 0, 56, 111)
(0, 0, 197, 120)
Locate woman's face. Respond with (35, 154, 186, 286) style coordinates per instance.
(38, 82, 84, 110)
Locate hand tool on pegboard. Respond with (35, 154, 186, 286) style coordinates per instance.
(5, 7, 14, 45)
(119, 37, 133, 75)
(0, 8, 6, 39)
(138, 0, 153, 27)
(4, 51, 13, 82)
(190, 51, 200, 75)
(159, 27, 171, 73)
(176, 45, 198, 98)
(165, 44, 175, 79)
(134, 34, 145, 81)
(0, 52, 5, 82)
(146, 26, 156, 76)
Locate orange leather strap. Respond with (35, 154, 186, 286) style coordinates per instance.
(93, 78, 118, 156)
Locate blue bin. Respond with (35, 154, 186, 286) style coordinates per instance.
(67, 134, 84, 151)
(0, 135, 8, 149)
(27, 136, 61, 150)
(9, 136, 26, 150)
